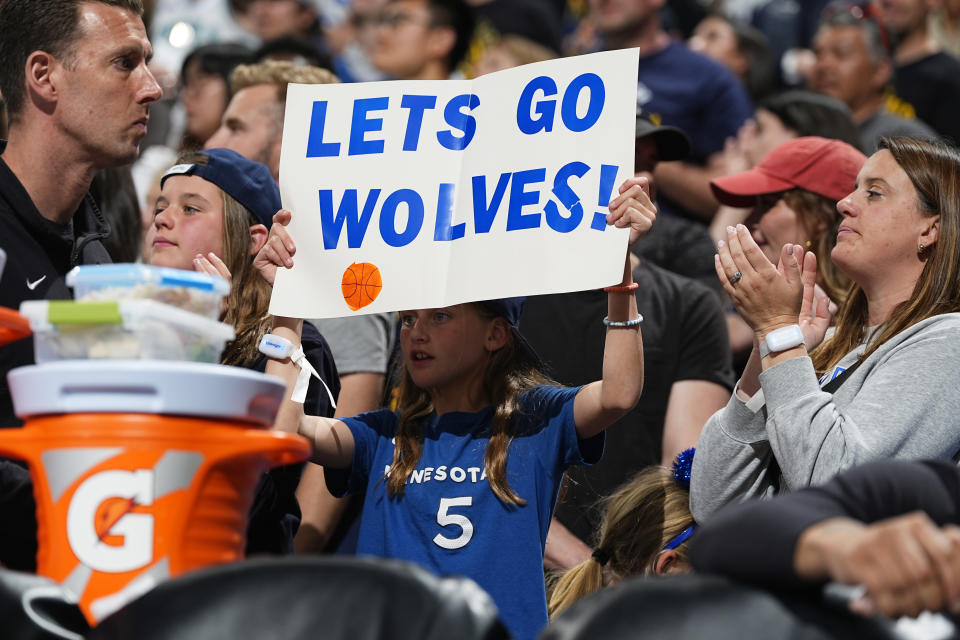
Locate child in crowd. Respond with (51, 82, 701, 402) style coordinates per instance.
(255, 176, 656, 640)
(547, 449, 696, 618)
(146, 148, 339, 553)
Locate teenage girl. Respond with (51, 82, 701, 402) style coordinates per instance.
(256, 176, 656, 640)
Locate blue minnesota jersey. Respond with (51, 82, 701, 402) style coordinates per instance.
(326, 385, 602, 640)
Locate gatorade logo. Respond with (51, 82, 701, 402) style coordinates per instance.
(66, 470, 155, 573)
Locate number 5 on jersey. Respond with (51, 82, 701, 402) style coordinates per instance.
(433, 496, 473, 549)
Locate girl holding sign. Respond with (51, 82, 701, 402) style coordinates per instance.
(256, 176, 655, 640)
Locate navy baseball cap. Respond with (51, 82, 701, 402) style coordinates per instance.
(161, 148, 280, 229)
(479, 296, 525, 328)
(478, 297, 544, 367)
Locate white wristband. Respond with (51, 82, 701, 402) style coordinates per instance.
(260, 334, 337, 409)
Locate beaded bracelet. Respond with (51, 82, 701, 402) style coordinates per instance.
(603, 282, 639, 293)
(602, 314, 643, 328)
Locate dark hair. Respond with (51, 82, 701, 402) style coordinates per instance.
(425, 0, 476, 71)
(758, 90, 862, 150)
(728, 18, 775, 101)
(89, 166, 142, 263)
(819, 1, 892, 63)
(254, 36, 333, 72)
(0, 0, 144, 121)
(180, 42, 254, 101)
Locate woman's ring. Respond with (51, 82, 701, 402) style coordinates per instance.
(729, 271, 743, 285)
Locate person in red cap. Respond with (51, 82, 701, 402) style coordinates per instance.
(691, 136, 960, 523)
(711, 136, 867, 306)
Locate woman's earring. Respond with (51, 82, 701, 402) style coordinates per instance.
(918, 243, 926, 256)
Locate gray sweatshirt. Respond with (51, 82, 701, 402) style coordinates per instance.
(690, 312, 960, 523)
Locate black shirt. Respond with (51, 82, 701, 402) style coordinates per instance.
(519, 261, 733, 543)
(894, 51, 960, 145)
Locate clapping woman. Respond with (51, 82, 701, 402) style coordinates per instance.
(691, 137, 960, 521)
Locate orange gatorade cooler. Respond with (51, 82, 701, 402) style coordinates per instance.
(0, 360, 310, 624)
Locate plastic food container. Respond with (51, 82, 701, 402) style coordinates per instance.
(19, 299, 235, 363)
(67, 264, 229, 321)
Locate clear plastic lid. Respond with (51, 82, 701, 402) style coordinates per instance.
(66, 264, 230, 295)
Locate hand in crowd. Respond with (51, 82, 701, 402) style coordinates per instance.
(606, 176, 657, 247)
(715, 224, 807, 338)
(193, 252, 232, 319)
(799, 277, 837, 353)
(253, 209, 297, 286)
(796, 513, 960, 619)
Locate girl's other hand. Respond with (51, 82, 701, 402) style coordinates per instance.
(253, 210, 296, 286)
(607, 176, 657, 246)
(194, 252, 232, 319)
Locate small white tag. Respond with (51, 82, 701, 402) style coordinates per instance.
(162, 163, 195, 180)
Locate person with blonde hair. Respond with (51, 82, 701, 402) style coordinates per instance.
(548, 450, 696, 619)
(205, 59, 337, 181)
(693, 136, 960, 522)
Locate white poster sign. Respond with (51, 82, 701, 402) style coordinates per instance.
(271, 48, 639, 318)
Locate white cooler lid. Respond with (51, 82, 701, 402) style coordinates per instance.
(8, 361, 286, 426)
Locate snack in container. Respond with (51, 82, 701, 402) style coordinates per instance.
(19, 299, 235, 363)
(66, 263, 229, 321)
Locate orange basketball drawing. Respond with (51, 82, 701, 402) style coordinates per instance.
(342, 262, 382, 311)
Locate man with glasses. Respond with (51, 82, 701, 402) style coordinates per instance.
(811, 1, 937, 151)
(370, 0, 476, 80)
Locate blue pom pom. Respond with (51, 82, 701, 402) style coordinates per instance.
(672, 447, 695, 490)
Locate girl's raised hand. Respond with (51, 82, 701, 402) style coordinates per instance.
(606, 176, 657, 246)
(253, 209, 296, 286)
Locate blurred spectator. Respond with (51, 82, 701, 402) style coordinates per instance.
(711, 137, 864, 307)
(205, 60, 337, 181)
(547, 461, 696, 619)
(929, 0, 960, 57)
(369, 0, 476, 80)
(710, 90, 860, 243)
(810, 2, 938, 152)
(149, 0, 255, 82)
(879, 0, 960, 145)
(526, 110, 733, 571)
(472, 34, 556, 76)
(89, 166, 143, 263)
(234, 0, 323, 43)
(587, 0, 753, 224)
(689, 13, 775, 101)
(324, 0, 389, 83)
(254, 35, 334, 69)
(179, 42, 254, 150)
(464, 0, 562, 76)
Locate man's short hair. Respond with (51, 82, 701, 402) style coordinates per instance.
(424, 0, 476, 72)
(819, 1, 892, 65)
(0, 0, 144, 122)
(229, 60, 338, 106)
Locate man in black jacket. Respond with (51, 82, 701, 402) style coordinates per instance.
(0, 0, 161, 570)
